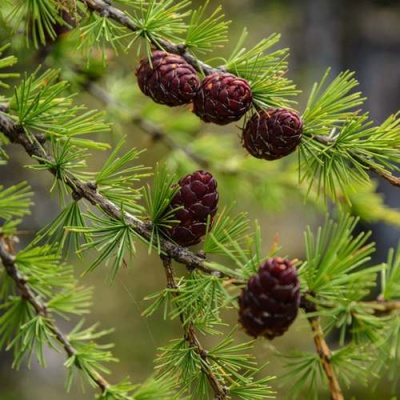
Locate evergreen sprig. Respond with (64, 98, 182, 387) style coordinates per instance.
(0, 181, 33, 220)
(299, 70, 400, 201)
(299, 214, 379, 304)
(281, 351, 322, 400)
(10, 68, 110, 150)
(0, 44, 19, 89)
(225, 30, 299, 108)
(127, 0, 191, 54)
(70, 210, 140, 281)
(94, 137, 150, 215)
(6, 0, 68, 48)
(31, 200, 89, 254)
(78, 12, 126, 60)
(302, 69, 364, 135)
(382, 242, 400, 300)
(144, 164, 179, 252)
(184, 1, 230, 55)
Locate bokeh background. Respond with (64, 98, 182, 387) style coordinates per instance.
(1, 0, 400, 398)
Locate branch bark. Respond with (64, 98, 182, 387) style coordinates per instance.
(0, 234, 109, 393)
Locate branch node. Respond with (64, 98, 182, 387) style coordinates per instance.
(72, 190, 84, 201)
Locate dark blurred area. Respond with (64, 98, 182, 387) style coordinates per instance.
(1, 0, 399, 399)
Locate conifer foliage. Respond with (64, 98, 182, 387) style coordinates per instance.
(0, 1, 400, 400)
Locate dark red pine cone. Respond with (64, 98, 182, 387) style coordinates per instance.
(165, 170, 219, 247)
(242, 108, 303, 160)
(136, 51, 200, 106)
(238, 257, 300, 339)
(192, 72, 253, 125)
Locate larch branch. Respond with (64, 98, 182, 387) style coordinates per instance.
(0, 235, 109, 393)
(0, 111, 226, 278)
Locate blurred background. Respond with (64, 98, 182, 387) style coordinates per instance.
(1, 0, 400, 398)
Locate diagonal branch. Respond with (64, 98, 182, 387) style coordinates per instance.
(0, 111, 226, 278)
(161, 255, 228, 399)
(80, 0, 219, 76)
(0, 234, 109, 393)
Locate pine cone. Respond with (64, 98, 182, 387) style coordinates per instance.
(192, 73, 253, 125)
(238, 257, 300, 339)
(136, 51, 200, 106)
(242, 108, 303, 160)
(165, 170, 219, 247)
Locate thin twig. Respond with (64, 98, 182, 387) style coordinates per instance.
(80, 0, 220, 76)
(161, 255, 228, 399)
(301, 294, 344, 400)
(0, 111, 226, 278)
(368, 168, 400, 188)
(362, 297, 400, 314)
(0, 235, 109, 393)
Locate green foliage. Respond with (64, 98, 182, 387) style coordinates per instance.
(155, 338, 202, 395)
(382, 242, 400, 299)
(0, 44, 19, 89)
(0, 296, 35, 353)
(28, 138, 89, 201)
(6, 0, 68, 48)
(70, 210, 140, 281)
(298, 214, 392, 353)
(302, 69, 364, 135)
(184, 1, 230, 55)
(331, 345, 371, 388)
(225, 30, 299, 108)
(10, 68, 110, 149)
(203, 207, 250, 256)
(299, 70, 400, 202)
(281, 351, 323, 400)
(95, 137, 150, 215)
(299, 213, 379, 303)
(208, 337, 275, 399)
(155, 333, 274, 400)
(348, 180, 400, 227)
(11, 315, 57, 369)
(78, 12, 126, 61)
(65, 321, 117, 390)
(143, 164, 179, 252)
(127, 0, 191, 53)
(130, 376, 177, 400)
(171, 271, 229, 333)
(0, 181, 33, 220)
(31, 200, 89, 254)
